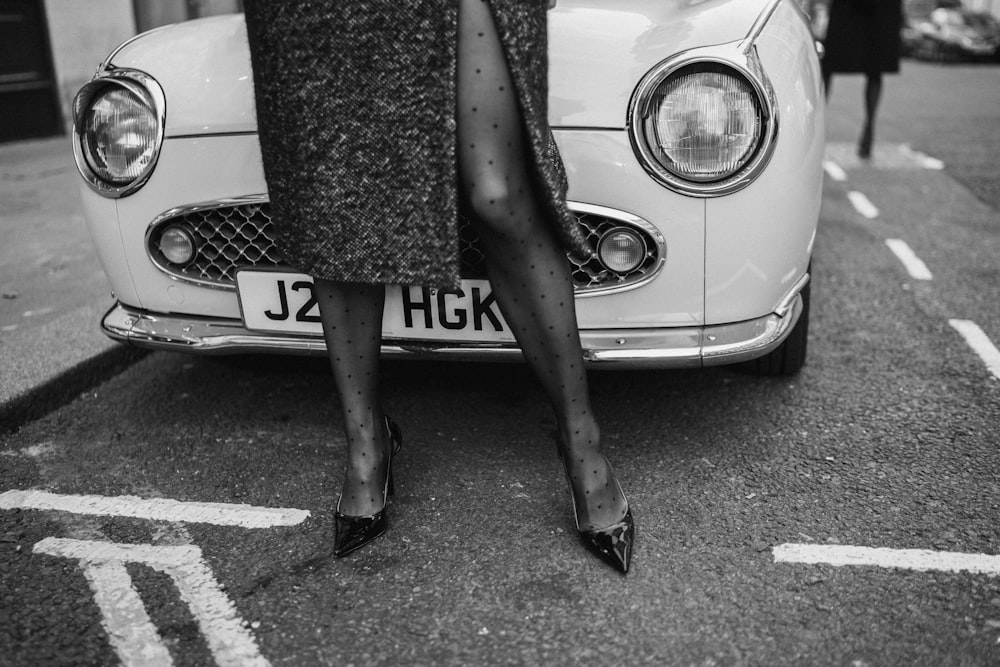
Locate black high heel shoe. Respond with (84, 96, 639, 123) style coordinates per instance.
(333, 416, 402, 558)
(858, 124, 874, 159)
(557, 446, 635, 573)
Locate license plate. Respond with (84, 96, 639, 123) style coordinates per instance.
(235, 271, 514, 342)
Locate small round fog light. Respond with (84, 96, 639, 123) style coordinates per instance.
(597, 227, 646, 273)
(159, 226, 196, 265)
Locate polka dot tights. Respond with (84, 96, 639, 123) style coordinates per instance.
(314, 279, 389, 518)
(314, 0, 628, 530)
(457, 0, 626, 531)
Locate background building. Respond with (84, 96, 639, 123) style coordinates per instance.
(1, 0, 241, 143)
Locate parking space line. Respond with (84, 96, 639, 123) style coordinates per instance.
(823, 160, 847, 182)
(81, 560, 173, 667)
(949, 320, 1000, 380)
(885, 239, 933, 281)
(847, 191, 879, 219)
(774, 543, 1000, 575)
(0, 489, 310, 528)
(36, 537, 270, 667)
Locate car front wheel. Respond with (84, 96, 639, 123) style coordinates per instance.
(742, 277, 810, 376)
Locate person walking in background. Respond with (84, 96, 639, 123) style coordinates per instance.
(821, 0, 904, 158)
(242, 0, 635, 573)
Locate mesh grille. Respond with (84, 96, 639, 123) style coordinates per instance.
(568, 211, 660, 290)
(148, 202, 660, 291)
(148, 203, 280, 284)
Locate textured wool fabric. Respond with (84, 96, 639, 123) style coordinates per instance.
(822, 0, 903, 74)
(243, 1, 591, 289)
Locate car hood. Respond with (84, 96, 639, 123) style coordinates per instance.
(107, 0, 777, 136)
(549, 0, 775, 127)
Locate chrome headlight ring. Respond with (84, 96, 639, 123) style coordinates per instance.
(628, 43, 779, 198)
(72, 68, 166, 199)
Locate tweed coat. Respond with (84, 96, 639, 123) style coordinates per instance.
(243, 1, 591, 289)
(822, 0, 903, 74)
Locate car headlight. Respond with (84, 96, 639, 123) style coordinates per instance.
(72, 69, 165, 198)
(629, 48, 778, 197)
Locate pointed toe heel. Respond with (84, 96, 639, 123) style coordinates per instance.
(333, 510, 387, 558)
(580, 506, 634, 574)
(558, 446, 635, 574)
(333, 416, 402, 558)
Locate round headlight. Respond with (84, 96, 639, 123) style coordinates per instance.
(81, 86, 158, 184)
(159, 225, 196, 265)
(630, 49, 778, 198)
(72, 70, 164, 198)
(643, 64, 763, 182)
(598, 227, 646, 273)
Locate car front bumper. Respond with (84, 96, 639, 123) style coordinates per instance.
(100, 284, 805, 370)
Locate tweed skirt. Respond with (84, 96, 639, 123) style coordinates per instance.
(243, 1, 591, 288)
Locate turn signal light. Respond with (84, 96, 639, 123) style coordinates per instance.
(159, 226, 196, 265)
(598, 227, 646, 273)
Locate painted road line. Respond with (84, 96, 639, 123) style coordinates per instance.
(885, 239, 933, 281)
(847, 191, 879, 219)
(823, 160, 847, 182)
(83, 560, 173, 667)
(0, 489, 309, 528)
(899, 144, 945, 170)
(949, 319, 1000, 381)
(774, 543, 1000, 575)
(35, 537, 270, 667)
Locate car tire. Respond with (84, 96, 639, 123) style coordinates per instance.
(741, 277, 810, 376)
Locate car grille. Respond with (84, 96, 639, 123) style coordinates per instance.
(148, 201, 662, 292)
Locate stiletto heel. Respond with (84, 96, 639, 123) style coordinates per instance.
(386, 417, 401, 498)
(333, 415, 402, 558)
(557, 446, 635, 573)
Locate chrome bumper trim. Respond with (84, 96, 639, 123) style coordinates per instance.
(102, 291, 803, 369)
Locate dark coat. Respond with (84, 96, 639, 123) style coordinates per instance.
(822, 0, 903, 74)
(243, 1, 591, 288)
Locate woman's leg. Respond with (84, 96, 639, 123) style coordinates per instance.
(859, 72, 883, 158)
(313, 279, 390, 517)
(456, 0, 627, 532)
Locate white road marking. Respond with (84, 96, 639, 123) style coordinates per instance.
(774, 543, 1000, 575)
(35, 537, 270, 667)
(899, 144, 946, 170)
(0, 442, 58, 458)
(823, 160, 848, 182)
(920, 155, 945, 170)
(0, 489, 309, 528)
(884, 239, 933, 281)
(82, 560, 173, 667)
(847, 191, 879, 219)
(949, 319, 1000, 380)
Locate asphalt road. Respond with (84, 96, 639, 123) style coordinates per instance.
(0, 137, 110, 334)
(0, 137, 140, 433)
(2, 60, 999, 666)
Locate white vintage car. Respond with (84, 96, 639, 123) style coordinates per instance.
(72, 0, 823, 374)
